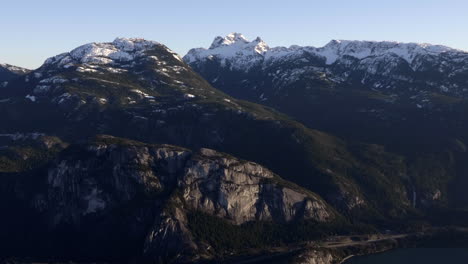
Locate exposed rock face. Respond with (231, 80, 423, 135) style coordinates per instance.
(179, 148, 333, 224)
(294, 250, 337, 264)
(42, 138, 334, 226)
(44, 140, 191, 224)
(144, 205, 200, 263)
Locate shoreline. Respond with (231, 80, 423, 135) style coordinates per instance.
(338, 255, 355, 264)
(290, 226, 468, 264)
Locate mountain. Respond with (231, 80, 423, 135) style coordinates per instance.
(1, 37, 467, 263)
(185, 34, 468, 149)
(185, 34, 468, 202)
(0, 134, 340, 262)
(0, 63, 30, 84)
(0, 38, 411, 217)
(185, 33, 468, 98)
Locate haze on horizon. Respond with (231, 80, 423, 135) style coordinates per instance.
(2, 0, 467, 69)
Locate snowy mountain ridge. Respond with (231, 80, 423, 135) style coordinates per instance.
(184, 33, 468, 70)
(43, 38, 181, 69)
(1, 37, 195, 111)
(185, 33, 269, 70)
(0, 63, 30, 83)
(0, 63, 30, 74)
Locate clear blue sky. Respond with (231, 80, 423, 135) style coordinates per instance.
(2, 0, 467, 69)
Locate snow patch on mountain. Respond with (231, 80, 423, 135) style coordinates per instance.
(25, 95, 37, 102)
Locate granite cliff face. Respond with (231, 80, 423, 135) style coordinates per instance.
(43, 136, 334, 225)
(44, 140, 191, 222)
(179, 148, 333, 224)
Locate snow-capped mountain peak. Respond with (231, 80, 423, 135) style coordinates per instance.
(185, 33, 270, 70)
(44, 38, 164, 68)
(209, 32, 249, 49)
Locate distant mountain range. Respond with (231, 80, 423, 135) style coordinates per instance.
(1, 35, 468, 263)
(185, 32, 468, 156)
(185, 33, 468, 116)
(186, 33, 468, 99)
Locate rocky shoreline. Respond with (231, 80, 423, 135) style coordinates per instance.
(293, 237, 402, 264)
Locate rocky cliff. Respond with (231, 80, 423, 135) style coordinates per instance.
(0, 135, 337, 262)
